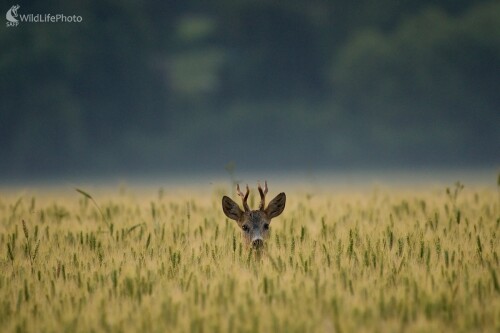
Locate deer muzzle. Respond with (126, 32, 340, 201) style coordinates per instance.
(251, 237, 264, 249)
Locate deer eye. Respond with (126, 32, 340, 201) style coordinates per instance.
(242, 225, 250, 232)
(263, 223, 269, 230)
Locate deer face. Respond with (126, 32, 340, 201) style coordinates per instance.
(222, 182, 286, 250)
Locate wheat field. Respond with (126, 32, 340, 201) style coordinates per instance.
(0, 180, 499, 332)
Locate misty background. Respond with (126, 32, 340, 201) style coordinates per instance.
(1, 0, 499, 182)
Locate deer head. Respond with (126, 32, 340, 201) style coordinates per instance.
(222, 181, 286, 249)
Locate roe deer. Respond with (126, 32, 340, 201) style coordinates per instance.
(222, 181, 286, 249)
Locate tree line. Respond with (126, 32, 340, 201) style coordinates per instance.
(1, 0, 498, 178)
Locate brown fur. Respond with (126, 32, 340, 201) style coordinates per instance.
(222, 182, 286, 249)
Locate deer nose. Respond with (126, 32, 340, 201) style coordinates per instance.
(252, 238, 264, 249)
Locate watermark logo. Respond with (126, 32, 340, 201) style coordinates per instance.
(6, 4, 83, 27)
(6, 4, 19, 27)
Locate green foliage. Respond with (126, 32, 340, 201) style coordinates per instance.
(331, 2, 500, 162)
(0, 1, 498, 176)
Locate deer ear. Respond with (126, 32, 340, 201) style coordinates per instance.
(265, 192, 286, 219)
(222, 196, 243, 221)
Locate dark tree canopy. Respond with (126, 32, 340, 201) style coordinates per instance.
(0, 0, 498, 179)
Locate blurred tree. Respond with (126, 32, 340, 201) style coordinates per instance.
(331, 2, 500, 165)
(0, 0, 498, 178)
(215, 2, 326, 100)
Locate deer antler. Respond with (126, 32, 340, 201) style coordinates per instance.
(258, 181, 268, 211)
(236, 184, 250, 211)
